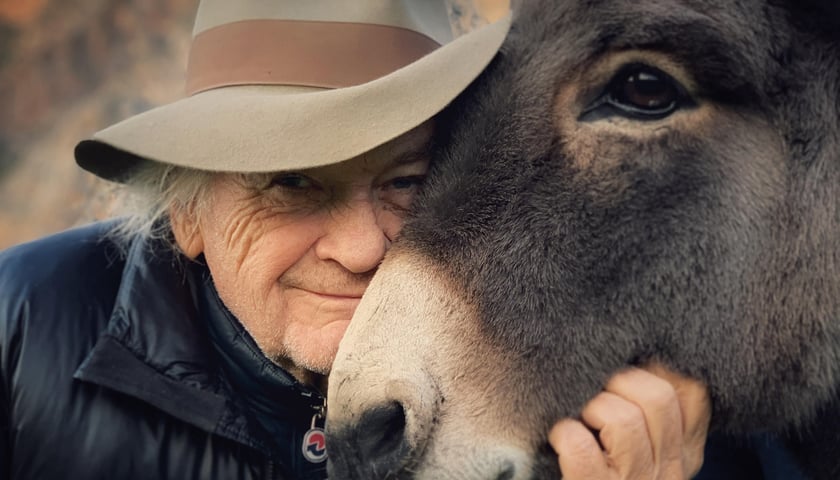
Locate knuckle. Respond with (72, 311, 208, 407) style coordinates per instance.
(683, 449, 706, 477)
(596, 424, 617, 447)
(597, 416, 645, 451)
(653, 462, 686, 480)
(561, 431, 598, 459)
(643, 379, 679, 411)
(625, 463, 655, 480)
(613, 402, 647, 430)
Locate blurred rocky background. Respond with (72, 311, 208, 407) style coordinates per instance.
(0, 0, 508, 249)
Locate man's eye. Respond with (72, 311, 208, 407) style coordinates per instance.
(388, 175, 426, 190)
(581, 63, 695, 121)
(380, 175, 427, 213)
(270, 173, 315, 190)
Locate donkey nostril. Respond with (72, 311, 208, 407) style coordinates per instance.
(496, 462, 515, 480)
(357, 402, 408, 465)
(327, 401, 412, 478)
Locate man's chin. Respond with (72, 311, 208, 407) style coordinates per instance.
(268, 347, 333, 388)
(288, 325, 349, 374)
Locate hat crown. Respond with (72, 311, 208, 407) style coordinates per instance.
(193, 0, 454, 45)
(75, 0, 511, 181)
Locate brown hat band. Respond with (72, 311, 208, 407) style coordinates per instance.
(185, 19, 442, 95)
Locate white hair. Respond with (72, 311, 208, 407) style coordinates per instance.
(107, 162, 215, 254)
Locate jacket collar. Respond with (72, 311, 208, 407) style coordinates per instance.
(195, 262, 330, 477)
(194, 259, 325, 417)
(73, 233, 268, 452)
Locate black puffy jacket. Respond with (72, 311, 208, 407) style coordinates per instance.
(0, 222, 327, 479)
(0, 222, 814, 480)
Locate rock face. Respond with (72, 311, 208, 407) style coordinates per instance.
(0, 0, 506, 249)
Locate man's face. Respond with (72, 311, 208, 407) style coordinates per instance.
(183, 123, 432, 381)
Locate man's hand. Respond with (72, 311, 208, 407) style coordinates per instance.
(548, 364, 710, 479)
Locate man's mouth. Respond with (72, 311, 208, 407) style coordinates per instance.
(296, 287, 364, 300)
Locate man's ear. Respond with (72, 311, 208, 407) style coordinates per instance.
(170, 205, 204, 259)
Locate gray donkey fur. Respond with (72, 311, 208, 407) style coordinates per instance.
(327, 0, 840, 478)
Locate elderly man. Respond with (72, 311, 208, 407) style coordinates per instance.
(0, 1, 714, 479)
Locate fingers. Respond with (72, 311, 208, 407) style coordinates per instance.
(642, 363, 711, 477)
(602, 368, 685, 479)
(551, 388, 660, 480)
(549, 418, 615, 480)
(550, 366, 711, 480)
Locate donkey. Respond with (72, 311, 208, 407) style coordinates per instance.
(326, 0, 840, 478)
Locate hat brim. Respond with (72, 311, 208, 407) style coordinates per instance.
(75, 14, 511, 182)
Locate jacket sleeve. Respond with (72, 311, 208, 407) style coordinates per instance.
(0, 358, 9, 478)
(695, 432, 812, 480)
(0, 247, 22, 478)
(0, 223, 123, 479)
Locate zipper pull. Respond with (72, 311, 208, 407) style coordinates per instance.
(302, 397, 328, 464)
(311, 397, 327, 430)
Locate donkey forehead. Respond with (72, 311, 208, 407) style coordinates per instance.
(520, 0, 780, 33)
(438, 0, 826, 173)
(413, 0, 813, 335)
(510, 0, 786, 89)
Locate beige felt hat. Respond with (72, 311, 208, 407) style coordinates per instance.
(74, 0, 511, 182)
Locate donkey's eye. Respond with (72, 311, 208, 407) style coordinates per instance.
(613, 67, 679, 112)
(582, 64, 693, 121)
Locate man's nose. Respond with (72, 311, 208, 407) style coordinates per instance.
(315, 197, 390, 274)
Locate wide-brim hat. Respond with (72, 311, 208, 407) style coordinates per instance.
(75, 0, 511, 182)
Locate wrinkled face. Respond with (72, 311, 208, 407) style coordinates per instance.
(176, 123, 431, 381)
(328, 1, 840, 478)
